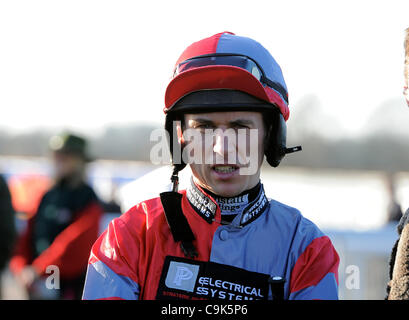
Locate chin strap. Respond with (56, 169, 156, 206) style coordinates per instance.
(171, 171, 179, 192)
(285, 145, 302, 154)
(160, 168, 198, 259)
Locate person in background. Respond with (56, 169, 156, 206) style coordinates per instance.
(387, 27, 409, 300)
(0, 174, 16, 299)
(385, 173, 403, 224)
(9, 133, 103, 299)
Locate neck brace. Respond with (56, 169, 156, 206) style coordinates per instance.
(211, 183, 261, 216)
(186, 178, 268, 226)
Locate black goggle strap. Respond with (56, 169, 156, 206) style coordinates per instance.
(176, 53, 262, 75)
(175, 53, 288, 104)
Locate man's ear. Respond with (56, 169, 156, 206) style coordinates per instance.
(176, 121, 185, 145)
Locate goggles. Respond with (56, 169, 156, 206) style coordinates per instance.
(173, 53, 288, 103)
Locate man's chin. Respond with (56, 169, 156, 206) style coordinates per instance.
(191, 166, 257, 197)
(208, 182, 246, 198)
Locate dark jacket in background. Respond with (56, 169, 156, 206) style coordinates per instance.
(9, 179, 103, 299)
(0, 175, 16, 271)
(387, 208, 409, 299)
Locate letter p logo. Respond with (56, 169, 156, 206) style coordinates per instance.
(165, 261, 199, 292)
(173, 266, 193, 286)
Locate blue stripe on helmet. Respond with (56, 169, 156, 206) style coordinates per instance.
(215, 32, 288, 93)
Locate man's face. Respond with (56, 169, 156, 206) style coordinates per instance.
(181, 111, 266, 197)
(52, 151, 85, 180)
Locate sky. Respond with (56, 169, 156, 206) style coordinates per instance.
(0, 0, 408, 138)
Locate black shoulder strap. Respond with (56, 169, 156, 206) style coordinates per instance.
(160, 191, 198, 259)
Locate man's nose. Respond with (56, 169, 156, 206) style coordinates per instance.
(213, 133, 224, 155)
(212, 130, 236, 159)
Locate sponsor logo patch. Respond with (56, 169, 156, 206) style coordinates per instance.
(157, 256, 270, 300)
(240, 192, 268, 226)
(186, 182, 217, 223)
(165, 261, 200, 292)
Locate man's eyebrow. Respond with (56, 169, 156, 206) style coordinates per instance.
(188, 118, 256, 127)
(229, 119, 255, 126)
(188, 118, 214, 125)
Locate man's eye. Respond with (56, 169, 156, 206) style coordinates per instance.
(233, 124, 250, 129)
(195, 124, 213, 129)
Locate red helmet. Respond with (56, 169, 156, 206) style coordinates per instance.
(164, 32, 301, 177)
(164, 31, 290, 120)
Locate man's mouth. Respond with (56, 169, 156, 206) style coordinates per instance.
(212, 165, 239, 174)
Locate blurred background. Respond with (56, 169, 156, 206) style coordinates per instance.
(1, 0, 409, 299)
